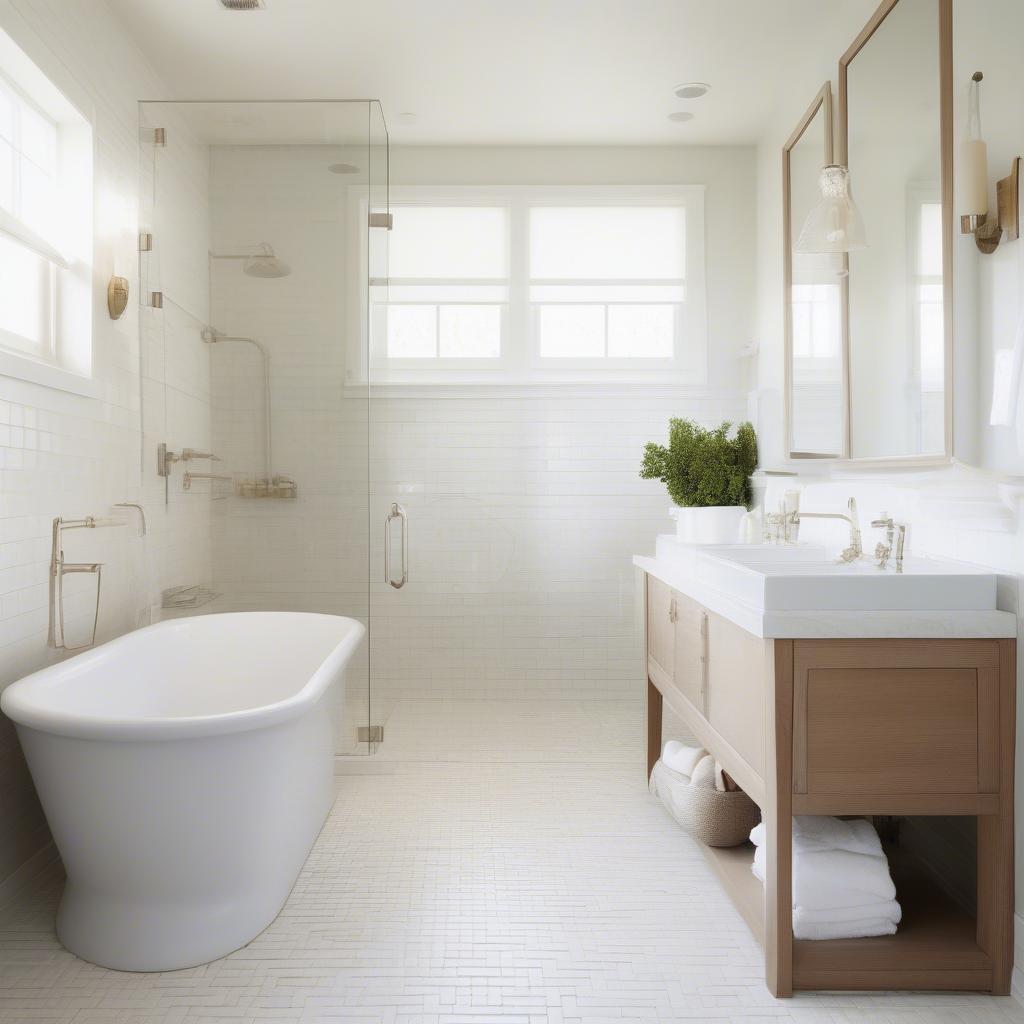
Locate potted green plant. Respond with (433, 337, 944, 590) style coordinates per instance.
(640, 419, 758, 543)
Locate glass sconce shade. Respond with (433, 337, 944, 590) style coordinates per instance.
(795, 164, 867, 253)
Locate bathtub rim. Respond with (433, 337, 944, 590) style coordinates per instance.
(0, 611, 365, 742)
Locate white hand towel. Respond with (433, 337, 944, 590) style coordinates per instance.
(661, 740, 705, 778)
(749, 816, 883, 858)
(752, 846, 897, 909)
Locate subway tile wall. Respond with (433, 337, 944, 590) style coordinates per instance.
(205, 145, 752, 730)
(0, 1, 212, 885)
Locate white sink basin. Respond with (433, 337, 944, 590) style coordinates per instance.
(653, 535, 997, 612)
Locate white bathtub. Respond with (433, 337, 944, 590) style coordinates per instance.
(0, 611, 365, 972)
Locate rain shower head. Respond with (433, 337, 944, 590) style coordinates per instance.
(209, 243, 291, 279)
(243, 254, 291, 278)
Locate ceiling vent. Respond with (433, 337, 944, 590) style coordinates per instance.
(218, 0, 266, 9)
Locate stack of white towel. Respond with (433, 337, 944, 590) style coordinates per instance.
(750, 816, 902, 940)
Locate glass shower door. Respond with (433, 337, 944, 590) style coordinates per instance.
(137, 100, 382, 755)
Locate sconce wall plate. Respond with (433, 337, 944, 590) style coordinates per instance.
(107, 275, 129, 320)
(965, 157, 1019, 255)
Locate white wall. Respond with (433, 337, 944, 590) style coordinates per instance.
(0, 0, 211, 886)
(205, 144, 754, 741)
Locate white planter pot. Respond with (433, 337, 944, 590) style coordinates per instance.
(669, 505, 745, 545)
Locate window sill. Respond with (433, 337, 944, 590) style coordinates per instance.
(0, 348, 99, 399)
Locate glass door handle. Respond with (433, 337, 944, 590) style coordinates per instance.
(385, 502, 408, 589)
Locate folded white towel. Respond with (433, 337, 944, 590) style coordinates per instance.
(792, 916, 898, 941)
(749, 816, 883, 859)
(661, 740, 705, 778)
(795, 900, 902, 927)
(752, 846, 897, 909)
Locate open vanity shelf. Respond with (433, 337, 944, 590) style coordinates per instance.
(638, 564, 1016, 997)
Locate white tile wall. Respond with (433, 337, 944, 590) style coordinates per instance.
(204, 145, 752, 735)
(0, 2, 212, 885)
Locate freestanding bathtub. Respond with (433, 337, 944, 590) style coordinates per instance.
(0, 611, 365, 972)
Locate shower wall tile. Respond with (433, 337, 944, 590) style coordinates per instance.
(0, 1, 213, 886)
(207, 145, 751, 711)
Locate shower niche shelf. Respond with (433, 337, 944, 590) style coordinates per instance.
(236, 477, 298, 499)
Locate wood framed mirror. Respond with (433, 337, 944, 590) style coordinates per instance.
(840, 0, 953, 463)
(783, 83, 845, 459)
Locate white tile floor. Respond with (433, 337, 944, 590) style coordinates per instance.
(1, 699, 1023, 1024)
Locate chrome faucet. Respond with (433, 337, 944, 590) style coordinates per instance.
(794, 497, 863, 563)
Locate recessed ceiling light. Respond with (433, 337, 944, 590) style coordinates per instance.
(328, 163, 360, 174)
(668, 111, 695, 123)
(396, 112, 418, 126)
(674, 82, 710, 100)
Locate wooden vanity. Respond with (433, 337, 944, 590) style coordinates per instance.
(639, 566, 1017, 997)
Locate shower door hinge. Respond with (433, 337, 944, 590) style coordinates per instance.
(139, 232, 153, 252)
(153, 127, 167, 147)
(149, 291, 164, 308)
(358, 725, 384, 744)
(368, 212, 393, 230)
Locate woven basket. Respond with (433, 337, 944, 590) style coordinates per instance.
(652, 760, 761, 848)
(678, 785, 761, 847)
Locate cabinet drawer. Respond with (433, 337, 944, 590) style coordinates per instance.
(792, 640, 1001, 796)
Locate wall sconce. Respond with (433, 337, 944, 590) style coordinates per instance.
(107, 275, 129, 319)
(795, 165, 867, 255)
(959, 72, 1020, 255)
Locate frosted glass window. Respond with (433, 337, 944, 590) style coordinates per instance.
(389, 206, 508, 280)
(607, 305, 674, 358)
(530, 206, 685, 280)
(439, 305, 501, 358)
(387, 305, 436, 358)
(538, 305, 604, 358)
(0, 233, 51, 354)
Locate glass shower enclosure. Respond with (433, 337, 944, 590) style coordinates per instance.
(137, 100, 388, 754)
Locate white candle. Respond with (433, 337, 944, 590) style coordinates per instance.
(958, 138, 989, 217)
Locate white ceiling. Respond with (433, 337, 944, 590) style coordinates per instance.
(110, 0, 879, 146)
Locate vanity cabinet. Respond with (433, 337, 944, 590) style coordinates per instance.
(641, 572, 1016, 998)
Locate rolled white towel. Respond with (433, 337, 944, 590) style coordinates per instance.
(689, 754, 717, 790)
(749, 816, 883, 859)
(661, 740, 705, 778)
(752, 846, 897, 909)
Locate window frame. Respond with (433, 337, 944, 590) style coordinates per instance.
(0, 23, 95, 397)
(357, 184, 707, 384)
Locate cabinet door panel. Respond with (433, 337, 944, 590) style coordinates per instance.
(707, 613, 769, 778)
(646, 576, 675, 682)
(672, 590, 707, 713)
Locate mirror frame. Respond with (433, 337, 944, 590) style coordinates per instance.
(838, 0, 954, 465)
(783, 82, 843, 460)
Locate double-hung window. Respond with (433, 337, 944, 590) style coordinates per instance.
(366, 186, 706, 382)
(0, 25, 93, 393)
(372, 201, 510, 368)
(0, 72, 58, 361)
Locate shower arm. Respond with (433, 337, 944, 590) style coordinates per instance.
(201, 329, 273, 482)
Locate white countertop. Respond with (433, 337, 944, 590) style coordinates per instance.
(634, 554, 1018, 640)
